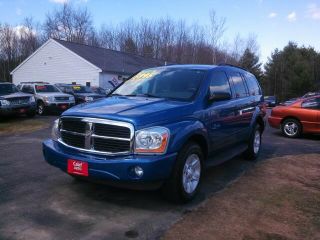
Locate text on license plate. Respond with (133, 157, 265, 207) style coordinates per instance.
(67, 159, 88, 176)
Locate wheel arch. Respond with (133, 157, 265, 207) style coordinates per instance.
(185, 134, 208, 161)
(255, 115, 265, 132)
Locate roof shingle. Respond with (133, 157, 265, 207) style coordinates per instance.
(54, 39, 168, 75)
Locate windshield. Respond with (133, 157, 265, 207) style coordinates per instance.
(35, 85, 60, 93)
(112, 68, 205, 101)
(72, 85, 93, 93)
(0, 84, 19, 95)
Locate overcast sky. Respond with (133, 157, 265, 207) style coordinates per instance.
(1, 0, 320, 63)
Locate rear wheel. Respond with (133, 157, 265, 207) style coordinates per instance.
(281, 118, 301, 138)
(162, 142, 203, 203)
(244, 124, 262, 161)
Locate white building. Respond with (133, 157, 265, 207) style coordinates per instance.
(11, 38, 167, 89)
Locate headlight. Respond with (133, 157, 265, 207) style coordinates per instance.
(29, 96, 36, 103)
(52, 119, 61, 141)
(135, 127, 169, 154)
(69, 96, 75, 101)
(44, 96, 54, 102)
(0, 100, 10, 106)
(0, 99, 10, 106)
(85, 96, 94, 102)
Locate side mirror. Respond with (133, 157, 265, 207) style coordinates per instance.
(209, 91, 231, 101)
(105, 88, 112, 96)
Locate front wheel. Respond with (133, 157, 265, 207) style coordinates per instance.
(162, 142, 203, 203)
(281, 119, 301, 138)
(37, 102, 45, 115)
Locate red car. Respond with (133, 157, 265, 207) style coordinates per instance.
(268, 96, 320, 138)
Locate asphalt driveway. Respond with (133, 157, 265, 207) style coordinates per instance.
(0, 114, 319, 240)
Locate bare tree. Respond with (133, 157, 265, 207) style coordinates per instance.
(209, 10, 226, 63)
(43, 3, 94, 44)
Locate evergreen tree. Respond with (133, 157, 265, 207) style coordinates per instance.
(239, 48, 263, 80)
(264, 42, 320, 101)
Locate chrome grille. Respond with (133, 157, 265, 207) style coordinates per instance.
(55, 96, 69, 101)
(59, 117, 134, 155)
(8, 97, 30, 105)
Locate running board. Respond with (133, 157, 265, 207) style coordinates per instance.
(205, 144, 248, 168)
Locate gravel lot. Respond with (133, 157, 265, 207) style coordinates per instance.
(0, 113, 319, 240)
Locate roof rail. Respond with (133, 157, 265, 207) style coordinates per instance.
(19, 81, 50, 84)
(218, 63, 248, 72)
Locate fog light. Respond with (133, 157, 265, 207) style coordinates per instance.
(134, 166, 144, 177)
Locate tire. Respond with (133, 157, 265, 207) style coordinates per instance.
(37, 102, 45, 115)
(162, 142, 203, 203)
(244, 124, 262, 161)
(281, 118, 301, 138)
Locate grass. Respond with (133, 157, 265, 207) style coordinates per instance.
(0, 117, 50, 135)
(164, 154, 320, 240)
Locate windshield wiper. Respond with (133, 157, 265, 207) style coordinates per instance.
(124, 93, 160, 98)
(110, 93, 124, 97)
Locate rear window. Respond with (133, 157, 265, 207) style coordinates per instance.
(245, 74, 261, 96)
(229, 72, 248, 98)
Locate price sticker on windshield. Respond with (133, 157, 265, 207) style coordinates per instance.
(131, 70, 160, 81)
(72, 86, 81, 90)
(36, 85, 46, 90)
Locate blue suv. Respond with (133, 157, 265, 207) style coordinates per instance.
(43, 64, 265, 202)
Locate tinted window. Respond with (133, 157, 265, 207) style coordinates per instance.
(0, 84, 19, 95)
(245, 74, 261, 96)
(22, 85, 34, 94)
(209, 71, 231, 95)
(302, 98, 320, 110)
(229, 72, 248, 98)
(113, 68, 205, 101)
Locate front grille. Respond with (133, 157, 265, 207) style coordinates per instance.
(94, 123, 130, 138)
(59, 117, 133, 155)
(8, 97, 30, 105)
(61, 118, 86, 133)
(61, 131, 85, 148)
(55, 96, 69, 101)
(93, 138, 131, 152)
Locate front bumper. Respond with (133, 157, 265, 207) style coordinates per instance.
(0, 104, 36, 116)
(43, 139, 177, 189)
(44, 102, 75, 112)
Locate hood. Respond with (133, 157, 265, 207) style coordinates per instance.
(37, 92, 72, 97)
(75, 93, 104, 98)
(62, 96, 195, 127)
(0, 91, 32, 99)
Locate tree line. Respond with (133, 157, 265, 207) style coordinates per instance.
(0, 3, 319, 100)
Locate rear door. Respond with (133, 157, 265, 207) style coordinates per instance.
(227, 71, 252, 142)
